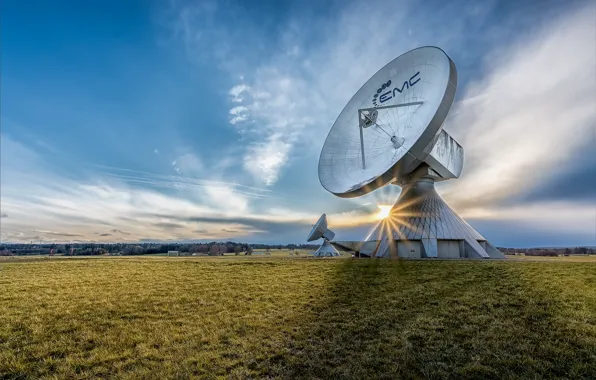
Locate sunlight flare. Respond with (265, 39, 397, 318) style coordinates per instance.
(376, 205, 392, 219)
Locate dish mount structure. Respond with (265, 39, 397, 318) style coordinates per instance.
(315, 46, 503, 259)
(307, 214, 340, 257)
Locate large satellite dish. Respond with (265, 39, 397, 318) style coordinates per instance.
(316, 46, 504, 259)
(319, 46, 458, 197)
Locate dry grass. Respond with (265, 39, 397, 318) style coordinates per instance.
(1, 256, 595, 379)
(506, 254, 596, 262)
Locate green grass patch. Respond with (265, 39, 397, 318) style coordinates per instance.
(1, 257, 595, 379)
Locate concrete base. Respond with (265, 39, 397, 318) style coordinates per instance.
(313, 240, 341, 257)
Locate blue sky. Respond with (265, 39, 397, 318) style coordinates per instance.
(1, 0, 595, 247)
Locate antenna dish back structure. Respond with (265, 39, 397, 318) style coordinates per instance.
(307, 214, 340, 257)
(317, 46, 503, 259)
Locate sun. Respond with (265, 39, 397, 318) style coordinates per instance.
(376, 205, 392, 219)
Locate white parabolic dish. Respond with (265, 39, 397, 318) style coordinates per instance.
(319, 46, 457, 197)
(307, 214, 335, 242)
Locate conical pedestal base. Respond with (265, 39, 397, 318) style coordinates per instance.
(313, 240, 341, 257)
(364, 176, 504, 259)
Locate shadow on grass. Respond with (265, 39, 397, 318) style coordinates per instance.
(260, 259, 596, 379)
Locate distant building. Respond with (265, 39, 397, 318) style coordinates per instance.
(167, 251, 180, 256)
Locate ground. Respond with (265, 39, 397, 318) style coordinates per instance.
(1, 255, 595, 379)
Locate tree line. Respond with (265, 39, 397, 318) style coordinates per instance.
(498, 246, 594, 256)
(0, 242, 320, 256)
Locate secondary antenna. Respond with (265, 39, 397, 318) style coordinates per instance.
(306, 214, 340, 257)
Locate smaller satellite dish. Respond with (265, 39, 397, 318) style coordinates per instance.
(307, 214, 335, 242)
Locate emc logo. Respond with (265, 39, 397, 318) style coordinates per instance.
(372, 71, 420, 107)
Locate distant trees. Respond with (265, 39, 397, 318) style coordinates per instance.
(124, 245, 145, 255)
(16, 242, 595, 257)
(525, 250, 559, 257)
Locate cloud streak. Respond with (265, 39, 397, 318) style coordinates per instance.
(33, 230, 86, 237)
(441, 3, 596, 213)
(1, 133, 349, 243)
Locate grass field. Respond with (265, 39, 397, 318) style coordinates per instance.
(1, 256, 595, 379)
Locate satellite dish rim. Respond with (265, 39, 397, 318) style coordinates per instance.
(307, 213, 335, 242)
(306, 214, 326, 242)
(318, 46, 458, 198)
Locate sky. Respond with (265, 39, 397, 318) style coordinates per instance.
(1, 0, 595, 247)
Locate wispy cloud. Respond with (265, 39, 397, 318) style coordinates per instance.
(229, 85, 251, 103)
(33, 230, 86, 237)
(95, 165, 271, 198)
(228, 105, 250, 125)
(0, 133, 329, 243)
(110, 229, 131, 236)
(460, 200, 596, 237)
(441, 4, 596, 213)
(153, 222, 187, 230)
(170, 153, 203, 177)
